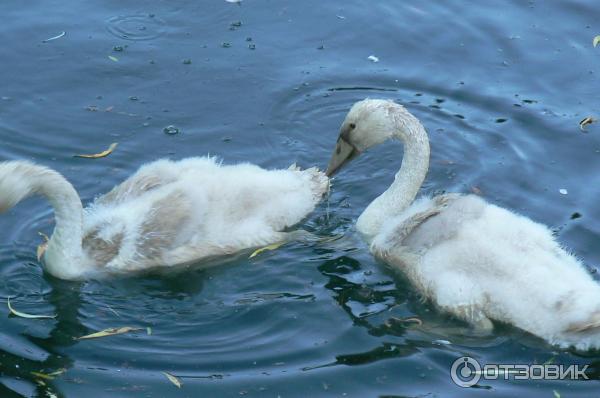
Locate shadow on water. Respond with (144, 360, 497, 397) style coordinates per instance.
(0, 277, 83, 397)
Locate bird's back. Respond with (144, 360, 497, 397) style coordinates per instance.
(374, 194, 600, 349)
(81, 157, 328, 274)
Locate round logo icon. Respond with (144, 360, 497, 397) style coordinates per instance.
(450, 356, 482, 387)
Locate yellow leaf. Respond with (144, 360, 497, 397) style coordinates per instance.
(36, 232, 49, 262)
(553, 390, 561, 398)
(7, 297, 56, 319)
(163, 372, 182, 388)
(74, 142, 118, 159)
(47, 368, 67, 377)
(75, 326, 142, 340)
(31, 371, 55, 380)
(249, 242, 285, 258)
(593, 35, 600, 48)
(579, 116, 595, 131)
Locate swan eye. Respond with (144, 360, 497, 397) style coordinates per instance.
(349, 123, 356, 129)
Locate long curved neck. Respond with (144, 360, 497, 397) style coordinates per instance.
(356, 114, 430, 241)
(26, 165, 85, 279)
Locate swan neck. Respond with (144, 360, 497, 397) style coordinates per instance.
(34, 168, 85, 279)
(357, 115, 430, 240)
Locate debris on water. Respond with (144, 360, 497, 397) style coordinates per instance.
(147, 327, 152, 335)
(559, 189, 568, 195)
(579, 116, 595, 131)
(593, 35, 600, 48)
(246, 37, 253, 42)
(7, 297, 56, 319)
(113, 45, 124, 52)
(495, 118, 508, 123)
(182, 59, 192, 64)
(42, 31, 66, 43)
(225, 0, 242, 3)
(108, 55, 119, 62)
(74, 143, 118, 159)
(163, 372, 182, 388)
(250, 242, 285, 258)
(248, 44, 256, 50)
(230, 21, 242, 30)
(222, 42, 232, 48)
(367, 55, 379, 62)
(385, 316, 423, 328)
(163, 125, 180, 135)
(433, 339, 452, 345)
(317, 45, 325, 50)
(336, 15, 346, 19)
(31, 369, 66, 383)
(129, 96, 138, 101)
(571, 212, 582, 220)
(76, 327, 142, 340)
(553, 390, 561, 398)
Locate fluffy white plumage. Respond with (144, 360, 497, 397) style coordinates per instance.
(326, 99, 600, 350)
(0, 157, 328, 280)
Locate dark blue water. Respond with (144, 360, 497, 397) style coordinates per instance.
(1, 0, 599, 396)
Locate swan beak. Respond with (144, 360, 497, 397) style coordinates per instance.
(326, 138, 359, 177)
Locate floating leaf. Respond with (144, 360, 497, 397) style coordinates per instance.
(74, 143, 118, 159)
(385, 316, 423, 327)
(108, 55, 119, 62)
(43, 31, 66, 43)
(37, 232, 49, 262)
(163, 372, 182, 388)
(7, 297, 56, 319)
(249, 242, 285, 258)
(579, 116, 595, 131)
(47, 368, 67, 377)
(553, 390, 561, 398)
(30, 369, 65, 380)
(594, 35, 600, 48)
(75, 326, 142, 340)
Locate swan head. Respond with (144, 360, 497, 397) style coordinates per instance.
(326, 99, 418, 176)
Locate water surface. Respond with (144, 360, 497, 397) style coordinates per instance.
(1, 0, 599, 397)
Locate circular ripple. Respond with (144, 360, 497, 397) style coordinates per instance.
(106, 14, 167, 41)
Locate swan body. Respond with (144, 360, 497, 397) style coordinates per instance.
(0, 157, 328, 280)
(326, 99, 600, 350)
